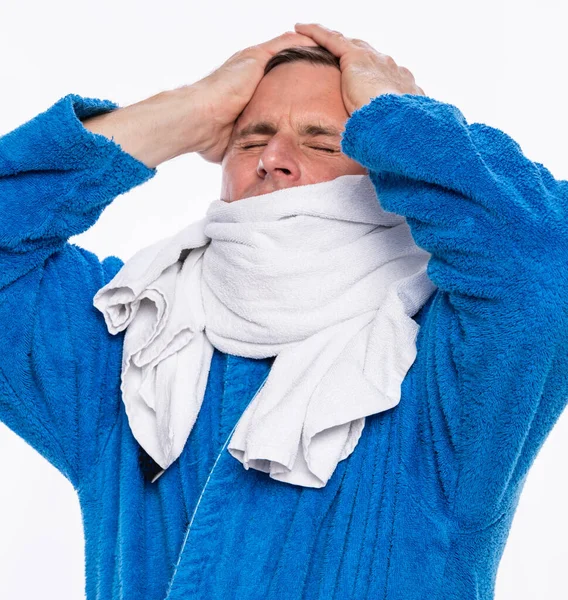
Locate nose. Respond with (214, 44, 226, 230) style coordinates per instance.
(256, 137, 301, 184)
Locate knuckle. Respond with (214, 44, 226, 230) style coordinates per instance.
(399, 66, 415, 78)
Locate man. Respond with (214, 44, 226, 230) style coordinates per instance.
(1, 21, 567, 600)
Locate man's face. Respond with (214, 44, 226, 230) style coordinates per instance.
(220, 61, 367, 202)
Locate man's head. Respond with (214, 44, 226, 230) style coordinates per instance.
(220, 46, 367, 202)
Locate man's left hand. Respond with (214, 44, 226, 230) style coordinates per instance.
(294, 23, 425, 116)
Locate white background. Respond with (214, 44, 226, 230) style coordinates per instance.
(1, 0, 567, 598)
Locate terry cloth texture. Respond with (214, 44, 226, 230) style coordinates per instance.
(92, 173, 436, 488)
(1, 91, 568, 599)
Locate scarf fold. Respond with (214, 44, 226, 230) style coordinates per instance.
(92, 174, 437, 488)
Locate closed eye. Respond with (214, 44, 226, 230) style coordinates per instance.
(242, 143, 337, 153)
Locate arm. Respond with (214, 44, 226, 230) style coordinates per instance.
(0, 31, 325, 491)
(0, 92, 157, 490)
(81, 86, 210, 169)
(341, 93, 568, 530)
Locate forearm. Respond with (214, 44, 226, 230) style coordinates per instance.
(81, 85, 210, 169)
(0, 93, 155, 288)
(341, 93, 568, 255)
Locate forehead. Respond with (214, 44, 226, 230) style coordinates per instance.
(234, 62, 347, 132)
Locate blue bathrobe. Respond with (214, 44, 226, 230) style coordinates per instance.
(1, 91, 567, 600)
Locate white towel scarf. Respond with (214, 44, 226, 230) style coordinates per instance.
(93, 174, 437, 488)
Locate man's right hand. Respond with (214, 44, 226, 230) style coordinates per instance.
(190, 31, 318, 164)
(82, 31, 317, 170)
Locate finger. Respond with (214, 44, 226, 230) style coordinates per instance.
(293, 23, 352, 57)
(399, 66, 415, 80)
(257, 31, 319, 56)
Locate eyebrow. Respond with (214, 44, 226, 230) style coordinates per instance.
(233, 120, 343, 141)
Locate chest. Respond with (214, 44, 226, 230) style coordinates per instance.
(159, 349, 409, 599)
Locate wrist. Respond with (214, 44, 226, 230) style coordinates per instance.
(81, 86, 213, 168)
(164, 84, 212, 156)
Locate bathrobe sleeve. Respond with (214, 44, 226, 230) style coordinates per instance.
(0, 94, 156, 490)
(341, 93, 568, 530)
